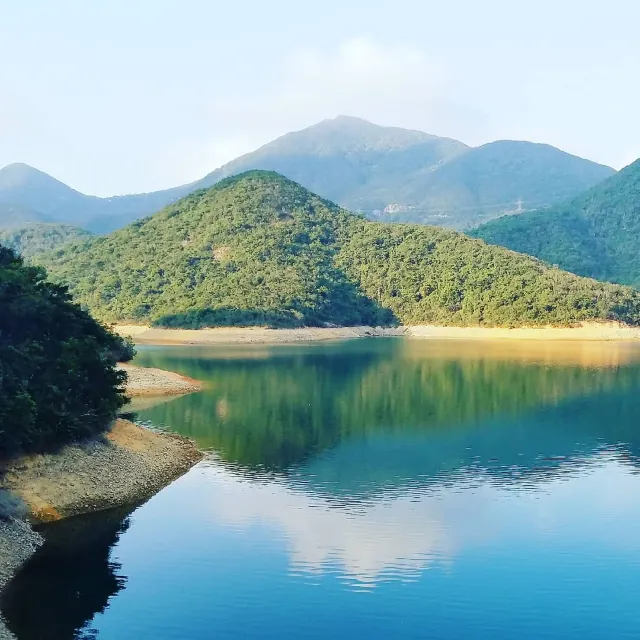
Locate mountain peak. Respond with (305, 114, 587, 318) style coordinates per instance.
(0, 162, 49, 187)
(0, 162, 76, 191)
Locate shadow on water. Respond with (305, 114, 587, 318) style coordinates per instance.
(1, 504, 138, 640)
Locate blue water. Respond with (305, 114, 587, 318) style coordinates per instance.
(4, 339, 640, 639)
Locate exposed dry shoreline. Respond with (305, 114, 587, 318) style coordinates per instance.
(114, 321, 640, 345)
(1, 419, 202, 525)
(119, 363, 203, 396)
(0, 519, 41, 639)
(0, 362, 204, 639)
(0, 419, 203, 639)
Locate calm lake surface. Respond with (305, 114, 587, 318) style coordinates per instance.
(4, 338, 640, 639)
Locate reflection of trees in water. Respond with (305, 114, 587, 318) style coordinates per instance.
(296, 388, 640, 501)
(134, 343, 640, 476)
(1, 504, 137, 640)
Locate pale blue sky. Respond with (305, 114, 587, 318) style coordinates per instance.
(2, 0, 639, 195)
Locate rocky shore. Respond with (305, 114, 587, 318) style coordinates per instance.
(1, 419, 203, 524)
(0, 363, 204, 639)
(0, 419, 202, 639)
(119, 363, 203, 396)
(0, 519, 42, 638)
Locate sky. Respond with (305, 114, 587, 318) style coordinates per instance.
(1, 0, 639, 196)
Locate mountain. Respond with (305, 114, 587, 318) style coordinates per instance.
(36, 171, 640, 328)
(0, 117, 614, 233)
(195, 116, 468, 211)
(193, 117, 614, 228)
(0, 163, 191, 233)
(0, 223, 92, 259)
(471, 159, 640, 287)
(389, 140, 615, 227)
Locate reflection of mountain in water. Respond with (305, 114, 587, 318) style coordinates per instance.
(297, 389, 640, 500)
(5, 341, 640, 634)
(1, 505, 136, 640)
(133, 341, 640, 490)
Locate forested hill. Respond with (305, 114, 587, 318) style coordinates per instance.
(471, 159, 640, 287)
(37, 171, 640, 329)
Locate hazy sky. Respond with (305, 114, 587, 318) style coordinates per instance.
(2, 0, 639, 195)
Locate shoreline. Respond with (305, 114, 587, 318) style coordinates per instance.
(114, 322, 640, 345)
(0, 419, 202, 639)
(1, 419, 203, 525)
(0, 359, 205, 639)
(119, 363, 203, 396)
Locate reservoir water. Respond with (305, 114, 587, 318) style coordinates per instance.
(4, 338, 640, 639)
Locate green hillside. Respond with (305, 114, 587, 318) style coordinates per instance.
(472, 159, 640, 287)
(0, 223, 92, 259)
(37, 171, 640, 328)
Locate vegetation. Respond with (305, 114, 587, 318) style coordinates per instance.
(0, 117, 613, 233)
(0, 247, 132, 458)
(472, 159, 640, 287)
(36, 171, 640, 329)
(0, 223, 91, 259)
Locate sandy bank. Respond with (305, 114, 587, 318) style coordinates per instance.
(114, 322, 640, 345)
(120, 363, 202, 396)
(115, 324, 404, 344)
(407, 322, 640, 341)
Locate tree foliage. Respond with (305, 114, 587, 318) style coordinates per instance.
(0, 247, 132, 457)
(35, 171, 640, 329)
(472, 159, 640, 287)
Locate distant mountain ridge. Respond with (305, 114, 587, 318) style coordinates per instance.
(0, 201, 51, 227)
(471, 159, 640, 288)
(0, 163, 192, 233)
(194, 118, 614, 228)
(0, 223, 92, 259)
(0, 117, 615, 232)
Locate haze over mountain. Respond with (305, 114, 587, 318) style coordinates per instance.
(0, 202, 50, 227)
(472, 159, 640, 288)
(0, 224, 92, 259)
(36, 171, 640, 329)
(0, 117, 614, 233)
(0, 163, 191, 234)
(194, 117, 615, 228)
